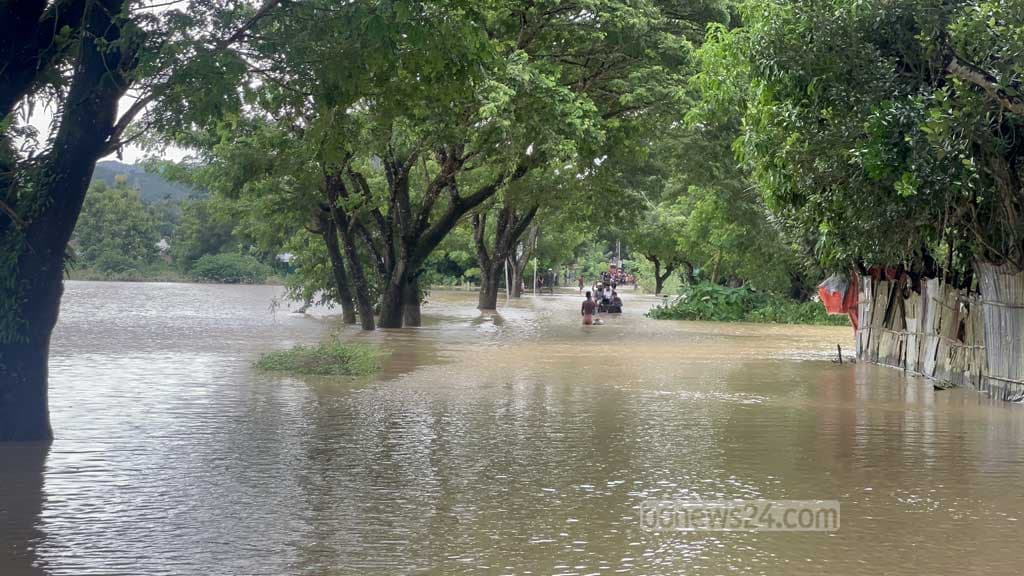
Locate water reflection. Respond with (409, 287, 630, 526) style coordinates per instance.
(0, 443, 48, 576)
(1, 282, 1024, 574)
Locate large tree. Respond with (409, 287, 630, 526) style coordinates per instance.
(183, 0, 730, 326)
(0, 0, 287, 441)
(694, 0, 1024, 279)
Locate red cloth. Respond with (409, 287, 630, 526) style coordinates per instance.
(818, 272, 859, 331)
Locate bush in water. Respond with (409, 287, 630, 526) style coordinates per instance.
(254, 341, 380, 376)
(190, 253, 273, 284)
(647, 283, 848, 326)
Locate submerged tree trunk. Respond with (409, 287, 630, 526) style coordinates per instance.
(318, 212, 357, 324)
(337, 222, 376, 331)
(378, 265, 407, 329)
(403, 276, 422, 327)
(478, 262, 503, 310)
(0, 0, 130, 441)
(510, 224, 538, 298)
(510, 260, 525, 298)
(325, 176, 375, 331)
(473, 204, 538, 310)
(0, 258, 62, 441)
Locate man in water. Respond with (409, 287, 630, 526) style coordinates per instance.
(581, 291, 597, 325)
(578, 276, 585, 293)
(608, 290, 623, 313)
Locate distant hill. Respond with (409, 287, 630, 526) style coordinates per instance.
(92, 160, 202, 203)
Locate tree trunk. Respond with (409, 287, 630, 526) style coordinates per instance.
(473, 205, 537, 309)
(0, 257, 61, 441)
(403, 276, 422, 327)
(319, 213, 356, 324)
(378, 264, 407, 329)
(511, 261, 525, 298)
(378, 278, 405, 327)
(510, 225, 538, 298)
(683, 261, 696, 285)
(478, 262, 502, 310)
(651, 256, 665, 295)
(333, 211, 376, 331)
(1, 0, 129, 441)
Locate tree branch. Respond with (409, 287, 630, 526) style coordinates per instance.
(947, 55, 1024, 116)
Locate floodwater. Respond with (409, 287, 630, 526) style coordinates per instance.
(2, 281, 1024, 575)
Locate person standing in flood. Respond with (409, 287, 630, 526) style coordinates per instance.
(578, 276, 585, 293)
(581, 291, 597, 325)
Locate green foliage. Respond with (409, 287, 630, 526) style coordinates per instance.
(170, 198, 238, 270)
(647, 283, 848, 326)
(693, 0, 1024, 274)
(66, 262, 190, 283)
(254, 340, 380, 376)
(73, 180, 160, 267)
(190, 253, 272, 284)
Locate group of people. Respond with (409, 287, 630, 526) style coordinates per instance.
(580, 282, 623, 325)
(600, 270, 635, 287)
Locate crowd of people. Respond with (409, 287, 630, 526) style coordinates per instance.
(600, 269, 635, 287)
(580, 280, 623, 325)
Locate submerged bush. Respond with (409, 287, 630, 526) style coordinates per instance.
(191, 253, 272, 284)
(647, 283, 848, 326)
(255, 340, 380, 376)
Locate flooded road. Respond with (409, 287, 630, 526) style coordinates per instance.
(3, 281, 1024, 575)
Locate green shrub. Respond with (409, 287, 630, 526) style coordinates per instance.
(190, 253, 272, 284)
(93, 251, 141, 274)
(647, 283, 848, 326)
(255, 340, 380, 376)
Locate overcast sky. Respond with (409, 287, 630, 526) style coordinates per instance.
(28, 95, 190, 165)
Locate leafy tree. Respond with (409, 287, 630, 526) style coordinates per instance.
(0, 0, 289, 440)
(73, 180, 160, 268)
(625, 202, 687, 294)
(172, 0, 731, 328)
(170, 198, 238, 271)
(693, 0, 1024, 281)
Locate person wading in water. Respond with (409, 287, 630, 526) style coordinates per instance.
(581, 291, 598, 325)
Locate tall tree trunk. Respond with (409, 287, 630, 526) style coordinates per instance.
(337, 221, 376, 331)
(511, 260, 525, 298)
(403, 276, 421, 327)
(318, 212, 356, 324)
(473, 211, 500, 310)
(473, 204, 537, 309)
(683, 261, 696, 285)
(651, 256, 664, 295)
(378, 265, 407, 329)
(649, 255, 675, 295)
(0, 0, 129, 441)
(510, 225, 537, 298)
(478, 262, 502, 310)
(0, 273, 59, 441)
(325, 175, 375, 331)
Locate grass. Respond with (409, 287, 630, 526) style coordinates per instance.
(254, 340, 380, 376)
(66, 263, 191, 282)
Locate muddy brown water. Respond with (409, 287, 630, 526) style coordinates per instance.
(2, 281, 1024, 575)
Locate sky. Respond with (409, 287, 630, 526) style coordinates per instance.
(28, 95, 190, 165)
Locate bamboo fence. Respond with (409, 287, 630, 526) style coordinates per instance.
(977, 263, 1024, 401)
(854, 273, 993, 393)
